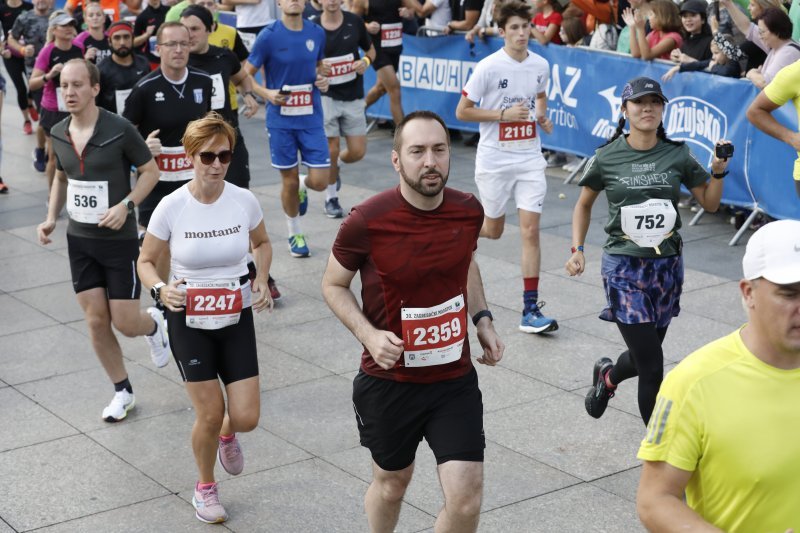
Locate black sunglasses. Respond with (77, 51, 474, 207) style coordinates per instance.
(198, 150, 233, 165)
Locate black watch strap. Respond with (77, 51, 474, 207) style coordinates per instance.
(472, 309, 493, 326)
(711, 170, 729, 180)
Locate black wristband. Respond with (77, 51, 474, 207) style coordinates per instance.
(711, 170, 729, 180)
(472, 309, 493, 326)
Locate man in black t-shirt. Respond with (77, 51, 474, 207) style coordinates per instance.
(97, 21, 151, 114)
(445, 0, 483, 33)
(133, 0, 170, 66)
(182, 5, 258, 188)
(123, 22, 212, 280)
(311, 0, 375, 218)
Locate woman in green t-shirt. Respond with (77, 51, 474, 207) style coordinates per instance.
(564, 76, 732, 426)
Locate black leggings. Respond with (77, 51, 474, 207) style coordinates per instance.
(608, 322, 668, 426)
(3, 55, 29, 111)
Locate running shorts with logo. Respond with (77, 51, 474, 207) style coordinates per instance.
(322, 96, 367, 138)
(353, 367, 485, 471)
(268, 127, 330, 169)
(475, 165, 547, 217)
(67, 235, 142, 298)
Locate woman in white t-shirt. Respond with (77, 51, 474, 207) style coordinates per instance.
(137, 112, 274, 525)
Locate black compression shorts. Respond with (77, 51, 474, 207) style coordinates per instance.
(67, 234, 142, 299)
(166, 305, 259, 385)
(352, 367, 485, 471)
(372, 49, 400, 73)
(138, 179, 188, 227)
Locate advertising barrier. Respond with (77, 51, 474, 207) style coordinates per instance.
(363, 35, 800, 221)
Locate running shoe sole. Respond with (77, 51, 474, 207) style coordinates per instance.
(519, 320, 559, 334)
(192, 498, 228, 524)
(585, 357, 614, 419)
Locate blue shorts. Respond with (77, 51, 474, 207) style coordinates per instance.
(268, 127, 331, 170)
(599, 252, 683, 329)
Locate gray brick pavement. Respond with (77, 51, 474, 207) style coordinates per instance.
(0, 78, 752, 532)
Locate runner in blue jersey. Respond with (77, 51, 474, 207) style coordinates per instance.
(245, 0, 331, 258)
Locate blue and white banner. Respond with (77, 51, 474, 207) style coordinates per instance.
(364, 36, 800, 220)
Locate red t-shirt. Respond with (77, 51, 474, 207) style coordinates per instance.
(332, 186, 484, 384)
(533, 11, 563, 44)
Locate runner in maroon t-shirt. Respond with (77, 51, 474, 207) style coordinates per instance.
(322, 110, 504, 533)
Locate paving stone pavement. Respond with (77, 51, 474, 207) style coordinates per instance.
(0, 74, 753, 532)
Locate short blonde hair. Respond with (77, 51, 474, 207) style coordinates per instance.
(182, 112, 236, 158)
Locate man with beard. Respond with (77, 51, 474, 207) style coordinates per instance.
(321, 111, 504, 533)
(97, 21, 151, 114)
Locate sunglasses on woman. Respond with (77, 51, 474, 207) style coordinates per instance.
(199, 150, 233, 165)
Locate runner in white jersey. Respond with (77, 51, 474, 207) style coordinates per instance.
(138, 113, 274, 524)
(456, 0, 558, 335)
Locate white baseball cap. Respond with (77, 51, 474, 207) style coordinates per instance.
(742, 219, 800, 284)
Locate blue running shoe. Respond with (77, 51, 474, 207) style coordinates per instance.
(519, 301, 558, 334)
(324, 197, 343, 218)
(298, 175, 308, 216)
(288, 234, 310, 258)
(32, 148, 46, 173)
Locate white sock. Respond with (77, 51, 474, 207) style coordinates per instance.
(326, 184, 337, 201)
(337, 157, 345, 167)
(286, 215, 302, 236)
(299, 173, 308, 188)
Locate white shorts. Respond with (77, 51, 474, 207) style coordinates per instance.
(474, 166, 547, 218)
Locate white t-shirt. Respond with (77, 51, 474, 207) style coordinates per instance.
(236, 0, 277, 28)
(147, 183, 263, 283)
(426, 0, 452, 29)
(462, 48, 549, 170)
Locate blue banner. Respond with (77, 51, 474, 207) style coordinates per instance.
(363, 35, 800, 220)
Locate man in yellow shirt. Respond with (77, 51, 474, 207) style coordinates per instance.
(747, 60, 800, 197)
(637, 219, 800, 532)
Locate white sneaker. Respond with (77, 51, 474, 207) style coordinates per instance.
(145, 307, 170, 368)
(102, 389, 135, 422)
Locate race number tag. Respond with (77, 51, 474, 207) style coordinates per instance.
(280, 84, 313, 116)
(498, 121, 536, 150)
(66, 179, 109, 224)
(56, 87, 68, 112)
(401, 294, 467, 367)
(620, 199, 677, 250)
(114, 88, 132, 115)
(185, 280, 243, 330)
(157, 146, 194, 182)
(325, 53, 356, 85)
(380, 22, 403, 48)
(210, 73, 225, 110)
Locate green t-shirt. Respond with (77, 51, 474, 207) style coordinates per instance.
(616, 25, 631, 54)
(790, 0, 800, 42)
(166, 0, 220, 22)
(579, 136, 709, 258)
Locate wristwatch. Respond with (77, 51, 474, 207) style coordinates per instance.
(121, 197, 135, 214)
(150, 282, 166, 304)
(711, 171, 729, 180)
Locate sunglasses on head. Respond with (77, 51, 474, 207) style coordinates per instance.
(198, 150, 232, 165)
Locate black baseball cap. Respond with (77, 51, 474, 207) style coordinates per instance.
(621, 77, 669, 104)
(680, 0, 707, 14)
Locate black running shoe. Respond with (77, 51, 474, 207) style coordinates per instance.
(585, 357, 615, 419)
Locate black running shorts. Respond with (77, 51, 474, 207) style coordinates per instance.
(352, 367, 485, 471)
(372, 49, 400, 73)
(138, 179, 188, 227)
(166, 306, 259, 385)
(67, 234, 142, 299)
(40, 108, 69, 136)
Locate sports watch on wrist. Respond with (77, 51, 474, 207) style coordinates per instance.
(472, 309, 493, 326)
(150, 282, 166, 304)
(121, 197, 135, 214)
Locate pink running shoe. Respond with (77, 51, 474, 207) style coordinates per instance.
(192, 482, 228, 523)
(218, 435, 244, 475)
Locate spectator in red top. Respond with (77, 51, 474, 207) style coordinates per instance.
(627, 0, 683, 59)
(532, 0, 563, 44)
